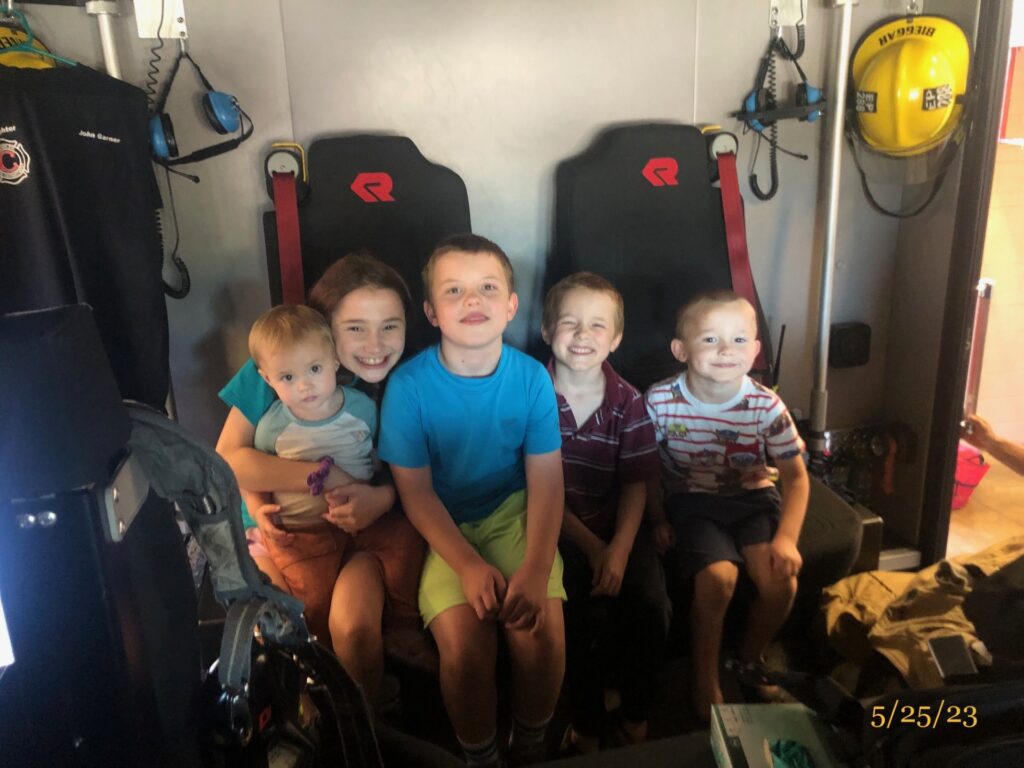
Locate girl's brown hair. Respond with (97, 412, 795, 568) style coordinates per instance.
(308, 250, 412, 321)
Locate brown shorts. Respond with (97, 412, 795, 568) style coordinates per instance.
(262, 508, 426, 641)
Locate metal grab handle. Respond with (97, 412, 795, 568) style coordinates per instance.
(963, 279, 994, 423)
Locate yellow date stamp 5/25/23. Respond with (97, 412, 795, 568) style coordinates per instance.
(870, 699, 978, 729)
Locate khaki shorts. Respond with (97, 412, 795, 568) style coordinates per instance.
(418, 490, 567, 626)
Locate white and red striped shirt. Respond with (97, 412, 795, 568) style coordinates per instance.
(645, 374, 804, 496)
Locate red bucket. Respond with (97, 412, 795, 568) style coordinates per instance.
(952, 441, 989, 509)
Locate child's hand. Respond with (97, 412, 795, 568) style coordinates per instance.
(459, 560, 508, 621)
(769, 534, 802, 578)
(254, 502, 293, 544)
(323, 483, 391, 534)
(501, 566, 548, 634)
(652, 521, 676, 554)
(590, 542, 629, 597)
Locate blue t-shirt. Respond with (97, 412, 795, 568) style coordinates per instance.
(379, 345, 561, 524)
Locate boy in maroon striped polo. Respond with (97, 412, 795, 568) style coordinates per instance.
(645, 290, 808, 723)
(541, 272, 669, 755)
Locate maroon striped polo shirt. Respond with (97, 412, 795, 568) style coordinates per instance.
(548, 359, 661, 541)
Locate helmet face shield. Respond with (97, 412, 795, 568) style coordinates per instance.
(850, 132, 962, 186)
(850, 16, 970, 159)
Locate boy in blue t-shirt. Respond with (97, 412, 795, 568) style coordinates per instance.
(380, 234, 565, 768)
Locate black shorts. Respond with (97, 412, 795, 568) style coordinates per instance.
(665, 488, 781, 577)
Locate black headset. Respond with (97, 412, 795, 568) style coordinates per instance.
(734, 29, 824, 201)
(149, 49, 253, 168)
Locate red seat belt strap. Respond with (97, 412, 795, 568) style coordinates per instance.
(717, 152, 770, 373)
(272, 171, 305, 306)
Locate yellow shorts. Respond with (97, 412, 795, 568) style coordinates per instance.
(418, 490, 567, 626)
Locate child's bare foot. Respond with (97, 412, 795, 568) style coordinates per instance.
(383, 628, 439, 674)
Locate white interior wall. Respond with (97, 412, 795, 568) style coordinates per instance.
(26, 0, 911, 445)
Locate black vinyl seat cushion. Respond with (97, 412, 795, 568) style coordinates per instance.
(264, 134, 472, 356)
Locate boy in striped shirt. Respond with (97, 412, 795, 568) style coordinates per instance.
(645, 290, 808, 722)
(542, 272, 669, 754)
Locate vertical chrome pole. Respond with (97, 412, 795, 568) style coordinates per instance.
(85, 1, 122, 80)
(809, 0, 857, 455)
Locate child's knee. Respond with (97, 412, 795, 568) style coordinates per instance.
(695, 561, 739, 603)
(508, 602, 565, 660)
(534, 612, 566, 656)
(329, 610, 380, 647)
(750, 567, 797, 601)
(767, 573, 798, 602)
(441, 641, 495, 685)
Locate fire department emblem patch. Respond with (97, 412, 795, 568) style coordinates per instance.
(0, 138, 30, 185)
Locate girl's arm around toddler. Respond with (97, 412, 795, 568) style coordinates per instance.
(217, 406, 358, 493)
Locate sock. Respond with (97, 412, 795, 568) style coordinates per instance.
(459, 731, 501, 768)
(509, 713, 551, 765)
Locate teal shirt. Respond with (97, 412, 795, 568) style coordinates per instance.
(218, 358, 277, 528)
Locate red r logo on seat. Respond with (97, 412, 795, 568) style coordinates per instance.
(642, 158, 678, 187)
(351, 172, 395, 203)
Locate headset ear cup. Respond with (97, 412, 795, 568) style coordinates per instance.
(202, 92, 241, 135)
(796, 82, 823, 122)
(149, 112, 178, 159)
(744, 89, 766, 133)
(796, 82, 808, 107)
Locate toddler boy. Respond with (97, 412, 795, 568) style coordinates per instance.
(249, 305, 376, 634)
(645, 290, 808, 722)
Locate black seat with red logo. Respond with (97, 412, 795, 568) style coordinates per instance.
(536, 122, 774, 392)
(263, 134, 471, 356)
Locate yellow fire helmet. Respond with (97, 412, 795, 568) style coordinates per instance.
(0, 22, 57, 69)
(850, 15, 970, 158)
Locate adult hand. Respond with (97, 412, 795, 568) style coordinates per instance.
(962, 414, 996, 452)
(459, 560, 507, 621)
(590, 540, 629, 597)
(501, 566, 548, 634)
(322, 483, 391, 535)
(769, 534, 802, 578)
(652, 521, 676, 554)
(253, 502, 293, 544)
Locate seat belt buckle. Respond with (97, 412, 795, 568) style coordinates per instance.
(265, 141, 309, 203)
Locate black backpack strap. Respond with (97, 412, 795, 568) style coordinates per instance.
(214, 596, 275, 746)
(124, 403, 308, 639)
(218, 596, 271, 695)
